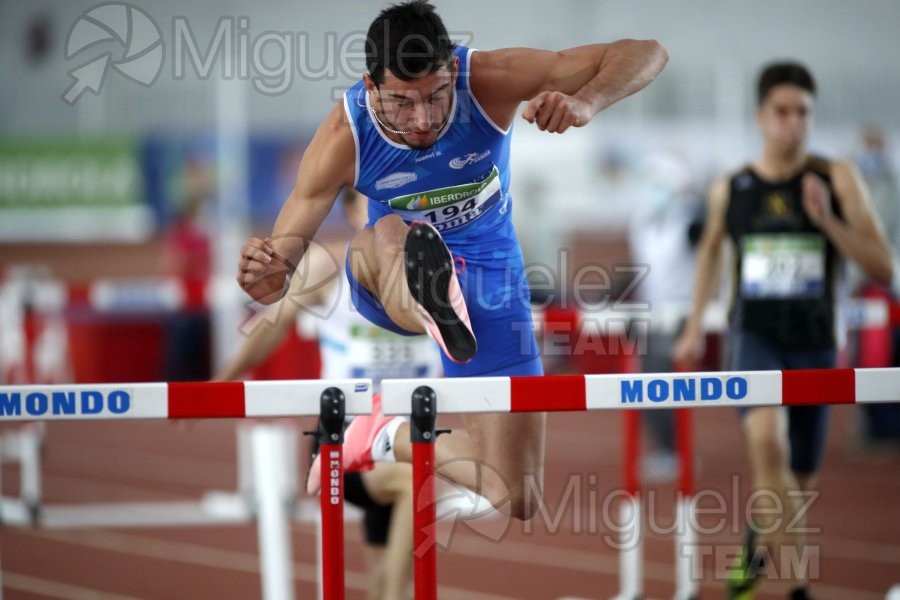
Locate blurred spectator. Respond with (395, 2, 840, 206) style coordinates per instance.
(162, 155, 214, 381)
(856, 127, 900, 250)
(627, 149, 702, 480)
(853, 127, 900, 449)
(163, 156, 214, 280)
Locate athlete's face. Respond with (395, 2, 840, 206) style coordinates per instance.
(756, 84, 814, 153)
(365, 57, 458, 150)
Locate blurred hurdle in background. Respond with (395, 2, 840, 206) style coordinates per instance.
(4, 268, 900, 388)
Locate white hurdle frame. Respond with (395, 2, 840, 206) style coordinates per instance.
(383, 369, 900, 416)
(4, 368, 900, 599)
(382, 368, 900, 600)
(0, 379, 373, 600)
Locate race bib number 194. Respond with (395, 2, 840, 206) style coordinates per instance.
(387, 166, 502, 232)
(741, 234, 826, 299)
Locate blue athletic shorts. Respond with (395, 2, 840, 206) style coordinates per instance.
(345, 247, 543, 378)
(730, 328, 836, 475)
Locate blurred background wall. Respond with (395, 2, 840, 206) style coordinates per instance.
(1, 0, 899, 379)
(4, 0, 900, 134)
(2, 4, 899, 598)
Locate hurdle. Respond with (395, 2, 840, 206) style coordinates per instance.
(0, 379, 372, 600)
(616, 407, 696, 600)
(382, 367, 900, 599)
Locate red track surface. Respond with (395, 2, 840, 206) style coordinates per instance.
(2, 405, 898, 599)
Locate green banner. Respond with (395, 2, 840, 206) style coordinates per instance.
(0, 139, 141, 210)
(742, 233, 825, 254)
(388, 166, 499, 212)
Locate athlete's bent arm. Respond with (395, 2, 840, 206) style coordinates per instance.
(672, 176, 729, 366)
(237, 103, 356, 304)
(804, 162, 894, 285)
(471, 39, 668, 133)
(217, 246, 336, 381)
(214, 301, 299, 382)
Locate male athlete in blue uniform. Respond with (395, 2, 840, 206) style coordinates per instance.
(238, 1, 667, 518)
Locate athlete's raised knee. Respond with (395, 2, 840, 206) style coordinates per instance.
(373, 214, 409, 255)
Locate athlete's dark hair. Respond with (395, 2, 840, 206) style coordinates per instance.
(365, 1, 453, 85)
(757, 62, 816, 105)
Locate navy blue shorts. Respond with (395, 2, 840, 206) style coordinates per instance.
(345, 246, 543, 378)
(730, 329, 836, 475)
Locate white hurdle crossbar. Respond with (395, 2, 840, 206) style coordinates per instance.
(383, 368, 900, 600)
(0, 379, 373, 600)
(0, 380, 372, 422)
(382, 368, 900, 416)
(5, 369, 900, 599)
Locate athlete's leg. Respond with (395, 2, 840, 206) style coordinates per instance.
(788, 406, 830, 489)
(362, 546, 386, 600)
(344, 466, 409, 600)
(394, 409, 546, 520)
(779, 349, 835, 595)
(332, 363, 547, 521)
(741, 406, 806, 589)
(389, 351, 547, 521)
(792, 474, 815, 491)
(728, 330, 802, 597)
(347, 215, 424, 334)
(409, 258, 547, 520)
(346, 216, 476, 362)
(783, 404, 830, 596)
(361, 465, 414, 600)
(329, 248, 545, 521)
(381, 491, 413, 600)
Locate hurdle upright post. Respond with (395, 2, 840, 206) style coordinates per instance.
(411, 385, 438, 600)
(318, 387, 347, 600)
(252, 422, 295, 600)
(619, 409, 643, 600)
(674, 408, 698, 600)
(20, 423, 42, 524)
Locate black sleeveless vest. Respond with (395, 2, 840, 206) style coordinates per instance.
(725, 156, 843, 349)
